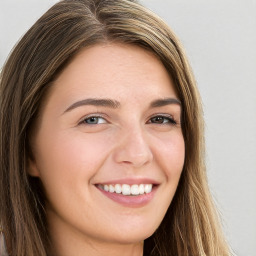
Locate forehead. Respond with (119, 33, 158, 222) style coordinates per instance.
(43, 43, 177, 109)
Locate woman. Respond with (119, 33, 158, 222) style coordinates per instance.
(0, 0, 232, 255)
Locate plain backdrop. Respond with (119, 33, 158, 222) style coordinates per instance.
(1, 1, 256, 255)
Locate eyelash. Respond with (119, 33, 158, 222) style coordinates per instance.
(147, 114, 177, 125)
(78, 114, 106, 125)
(78, 114, 177, 126)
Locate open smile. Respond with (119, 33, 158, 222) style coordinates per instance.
(95, 182, 159, 207)
(97, 183, 153, 195)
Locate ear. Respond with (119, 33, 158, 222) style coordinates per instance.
(27, 157, 40, 177)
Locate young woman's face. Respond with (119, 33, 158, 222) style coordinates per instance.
(29, 44, 185, 250)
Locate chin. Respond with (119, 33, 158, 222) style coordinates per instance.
(104, 222, 158, 244)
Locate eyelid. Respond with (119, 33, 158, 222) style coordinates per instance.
(147, 113, 178, 124)
(77, 112, 179, 126)
(78, 113, 108, 125)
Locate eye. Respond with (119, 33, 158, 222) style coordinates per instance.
(148, 115, 177, 125)
(79, 116, 107, 125)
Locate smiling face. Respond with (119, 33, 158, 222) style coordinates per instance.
(29, 43, 185, 255)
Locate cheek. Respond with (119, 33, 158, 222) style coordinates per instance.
(155, 131, 185, 179)
(33, 130, 113, 200)
(145, 131, 184, 228)
(37, 129, 110, 170)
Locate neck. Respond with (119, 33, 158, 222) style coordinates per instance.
(50, 234, 144, 256)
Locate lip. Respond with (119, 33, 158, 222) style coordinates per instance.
(96, 178, 160, 186)
(94, 178, 159, 208)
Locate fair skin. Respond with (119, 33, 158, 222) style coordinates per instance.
(29, 43, 185, 256)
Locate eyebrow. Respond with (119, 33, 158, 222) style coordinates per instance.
(150, 98, 181, 108)
(64, 98, 120, 113)
(63, 97, 181, 114)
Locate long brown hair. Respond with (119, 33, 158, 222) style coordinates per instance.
(0, 0, 231, 255)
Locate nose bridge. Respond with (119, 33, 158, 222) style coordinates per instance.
(113, 124, 153, 167)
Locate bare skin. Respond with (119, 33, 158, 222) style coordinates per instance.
(29, 43, 184, 256)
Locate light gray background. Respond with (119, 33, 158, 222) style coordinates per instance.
(0, 1, 256, 255)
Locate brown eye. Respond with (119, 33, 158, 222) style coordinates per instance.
(149, 115, 176, 125)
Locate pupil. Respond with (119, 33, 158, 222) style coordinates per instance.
(88, 117, 97, 124)
(154, 117, 163, 123)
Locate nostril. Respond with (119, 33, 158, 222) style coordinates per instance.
(113, 143, 153, 167)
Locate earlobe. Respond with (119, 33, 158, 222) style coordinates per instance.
(27, 157, 40, 177)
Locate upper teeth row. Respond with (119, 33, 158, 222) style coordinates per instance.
(100, 184, 153, 196)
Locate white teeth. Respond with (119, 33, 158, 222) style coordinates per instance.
(114, 184, 122, 194)
(109, 184, 115, 193)
(122, 184, 130, 195)
(100, 183, 153, 196)
(139, 184, 145, 194)
(131, 185, 139, 195)
(144, 184, 153, 194)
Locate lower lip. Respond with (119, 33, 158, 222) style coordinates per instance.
(96, 186, 157, 207)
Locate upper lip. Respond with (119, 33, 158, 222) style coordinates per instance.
(94, 178, 160, 185)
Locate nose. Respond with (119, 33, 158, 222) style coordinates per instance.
(113, 127, 153, 168)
